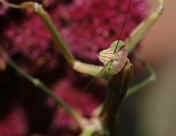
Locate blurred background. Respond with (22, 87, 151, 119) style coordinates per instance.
(0, 0, 175, 136)
(122, 0, 176, 136)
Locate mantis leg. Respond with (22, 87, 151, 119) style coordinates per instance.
(0, 1, 105, 77)
(126, 0, 164, 52)
(125, 55, 156, 98)
(0, 1, 75, 65)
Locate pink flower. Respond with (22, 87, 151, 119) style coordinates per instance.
(0, 0, 148, 135)
(47, 78, 100, 135)
(1, 0, 147, 72)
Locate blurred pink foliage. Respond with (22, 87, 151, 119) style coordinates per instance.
(0, 4, 8, 15)
(47, 79, 99, 135)
(0, 0, 148, 135)
(0, 106, 28, 136)
(1, 0, 147, 72)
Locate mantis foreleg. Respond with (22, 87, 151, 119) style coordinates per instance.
(126, 0, 164, 52)
(126, 55, 156, 98)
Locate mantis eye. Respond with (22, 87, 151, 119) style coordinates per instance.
(110, 40, 125, 52)
(98, 43, 128, 75)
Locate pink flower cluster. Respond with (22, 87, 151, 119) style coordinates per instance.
(0, 0, 148, 135)
(1, 0, 147, 72)
(47, 79, 100, 135)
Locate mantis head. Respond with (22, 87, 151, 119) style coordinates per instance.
(98, 40, 128, 76)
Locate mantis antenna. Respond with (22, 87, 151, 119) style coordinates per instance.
(114, 0, 132, 53)
(84, 0, 132, 90)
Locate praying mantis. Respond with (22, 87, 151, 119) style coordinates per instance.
(0, 0, 164, 135)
